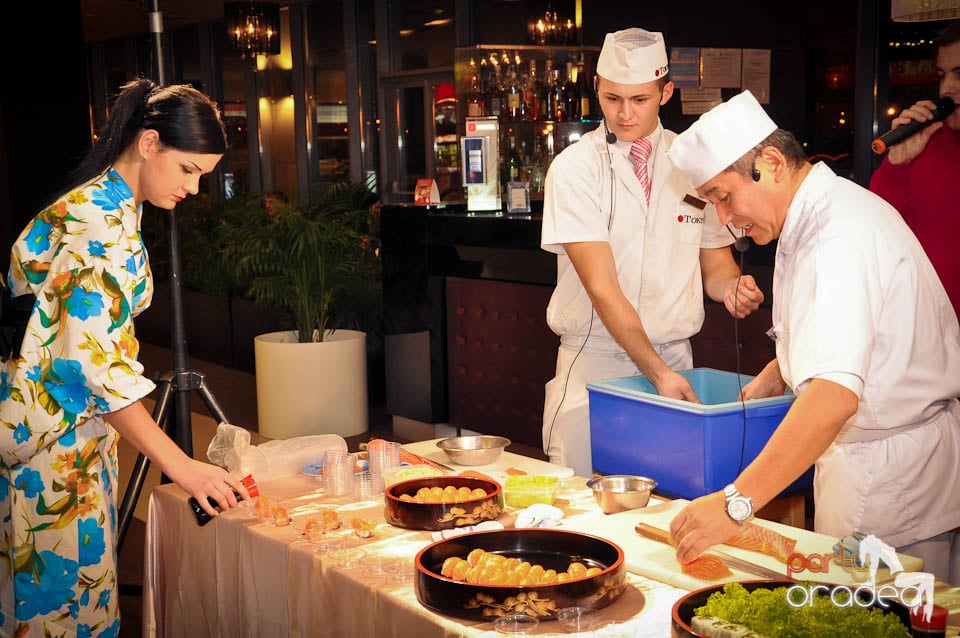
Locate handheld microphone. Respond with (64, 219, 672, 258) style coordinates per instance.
(872, 97, 956, 155)
(727, 224, 751, 253)
(603, 120, 617, 145)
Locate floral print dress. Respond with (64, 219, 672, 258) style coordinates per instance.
(0, 170, 156, 637)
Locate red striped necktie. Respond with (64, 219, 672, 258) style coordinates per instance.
(630, 137, 652, 205)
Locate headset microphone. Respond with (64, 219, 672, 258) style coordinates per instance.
(751, 166, 761, 182)
(603, 120, 617, 145)
(727, 224, 751, 253)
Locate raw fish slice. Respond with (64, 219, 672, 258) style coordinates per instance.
(724, 522, 796, 563)
(682, 554, 732, 581)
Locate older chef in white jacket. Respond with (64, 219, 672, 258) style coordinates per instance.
(540, 28, 764, 478)
(668, 90, 960, 582)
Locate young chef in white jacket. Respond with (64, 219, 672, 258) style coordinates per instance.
(540, 28, 764, 477)
(667, 90, 960, 582)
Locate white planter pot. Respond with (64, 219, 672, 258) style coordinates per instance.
(254, 329, 368, 439)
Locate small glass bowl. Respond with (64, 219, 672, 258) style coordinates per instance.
(383, 557, 415, 585)
(328, 547, 366, 569)
(493, 613, 539, 635)
(556, 606, 599, 632)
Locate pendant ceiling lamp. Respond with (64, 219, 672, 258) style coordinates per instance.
(224, 1, 281, 59)
(891, 0, 959, 21)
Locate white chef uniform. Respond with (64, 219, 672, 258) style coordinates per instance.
(540, 122, 731, 477)
(773, 162, 960, 548)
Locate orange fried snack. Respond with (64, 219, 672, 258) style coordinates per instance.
(350, 517, 375, 538)
(439, 549, 601, 585)
(399, 485, 488, 504)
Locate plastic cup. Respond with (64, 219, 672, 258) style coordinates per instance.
(355, 472, 375, 500)
(322, 450, 357, 497)
(368, 441, 402, 494)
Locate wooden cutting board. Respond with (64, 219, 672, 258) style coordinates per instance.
(558, 499, 923, 590)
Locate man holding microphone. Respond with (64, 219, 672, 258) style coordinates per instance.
(870, 19, 959, 318)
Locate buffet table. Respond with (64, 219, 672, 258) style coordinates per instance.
(142, 442, 960, 637)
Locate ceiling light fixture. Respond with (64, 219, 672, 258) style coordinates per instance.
(224, 1, 281, 60)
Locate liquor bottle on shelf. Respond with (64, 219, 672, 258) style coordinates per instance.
(525, 59, 540, 121)
(486, 67, 503, 120)
(550, 66, 566, 121)
(539, 58, 554, 121)
(506, 64, 522, 122)
(506, 134, 522, 183)
(467, 74, 485, 118)
(576, 55, 593, 121)
(529, 135, 547, 193)
(563, 61, 579, 121)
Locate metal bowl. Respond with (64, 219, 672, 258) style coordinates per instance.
(436, 435, 511, 466)
(586, 475, 657, 514)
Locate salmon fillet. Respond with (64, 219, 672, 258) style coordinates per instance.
(724, 522, 796, 563)
(682, 554, 732, 581)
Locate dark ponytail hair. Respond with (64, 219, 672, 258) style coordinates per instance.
(64, 78, 228, 193)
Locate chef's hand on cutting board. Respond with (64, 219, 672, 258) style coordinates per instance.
(669, 492, 741, 564)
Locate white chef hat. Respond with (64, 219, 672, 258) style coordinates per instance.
(595, 28, 670, 85)
(667, 90, 778, 187)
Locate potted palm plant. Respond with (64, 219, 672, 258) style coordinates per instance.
(218, 182, 381, 439)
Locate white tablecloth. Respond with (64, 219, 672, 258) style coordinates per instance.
(142, 447, 690, 637)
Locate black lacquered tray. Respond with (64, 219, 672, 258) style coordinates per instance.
(415, 528, 626, 621)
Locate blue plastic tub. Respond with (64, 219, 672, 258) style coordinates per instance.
(587, 368, 813, 499)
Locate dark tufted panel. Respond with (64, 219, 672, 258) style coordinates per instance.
(691, 302, 776, 377)
(445, 277, 559, 448)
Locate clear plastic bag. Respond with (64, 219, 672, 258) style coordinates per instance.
(206, 422, 348, 479)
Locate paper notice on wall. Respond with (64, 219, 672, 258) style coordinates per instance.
(670, 47, 701, 89)
(680, 88, 722, 115)
(700, 48, 742, 88)
(741, 49, 771, 103)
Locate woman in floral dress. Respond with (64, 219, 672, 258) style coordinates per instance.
(0, 79, 251, 636)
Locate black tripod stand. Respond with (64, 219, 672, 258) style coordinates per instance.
(116, 0, 231, 554)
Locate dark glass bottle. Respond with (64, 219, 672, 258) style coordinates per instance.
(576, 57, 592, 121)
(189, 474, 259, 526)
(563, 62, 579, 121)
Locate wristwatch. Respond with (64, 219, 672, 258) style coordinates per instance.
(723, 483, 754, 523)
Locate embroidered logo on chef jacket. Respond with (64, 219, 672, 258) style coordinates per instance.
(677, 194, 707, 224)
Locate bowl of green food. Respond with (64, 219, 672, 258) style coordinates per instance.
(672, 580, 911, 638)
